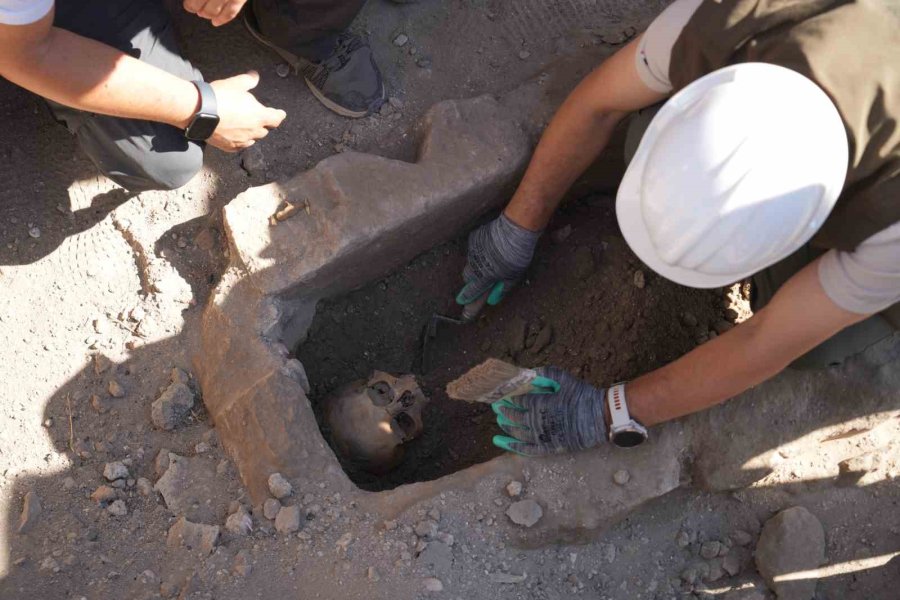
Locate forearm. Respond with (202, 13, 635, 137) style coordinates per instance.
(626, 263, 867, 426)
(503, 93, 626, 231)
(2, 26, 199, 128)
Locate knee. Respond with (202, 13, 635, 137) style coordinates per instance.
(137, 142, 205, 191)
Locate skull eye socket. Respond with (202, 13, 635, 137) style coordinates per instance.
(392, 412, 417, 441)
(367, 381, 395, 406)
(399, 391, 415, 407)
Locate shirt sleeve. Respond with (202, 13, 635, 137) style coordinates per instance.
(634, 0, 703, 94)
(0, 0, 53, 25)
(818, 219, 900, 315)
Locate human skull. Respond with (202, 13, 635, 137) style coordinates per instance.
(324, 371, 428, 474)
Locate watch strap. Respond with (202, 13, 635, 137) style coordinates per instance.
(192, 80, 217, 118)
(607, 383, 632, 430)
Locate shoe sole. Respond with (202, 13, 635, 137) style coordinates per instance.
(242, 10, 378, 119)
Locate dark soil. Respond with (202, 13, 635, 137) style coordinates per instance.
(297, 193, 727, 491)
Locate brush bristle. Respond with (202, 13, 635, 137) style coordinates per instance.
(446, 358, 524, 401)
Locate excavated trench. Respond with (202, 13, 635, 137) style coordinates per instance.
(296, 194, 725, 491)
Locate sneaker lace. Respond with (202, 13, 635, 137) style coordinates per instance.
(303, 33, 364, 88)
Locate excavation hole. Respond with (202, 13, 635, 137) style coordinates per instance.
(296, 194, 726, 491)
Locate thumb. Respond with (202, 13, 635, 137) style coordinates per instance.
(232, 70, 260, 91)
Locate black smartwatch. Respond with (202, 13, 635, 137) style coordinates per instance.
(185, 80, 220, 141)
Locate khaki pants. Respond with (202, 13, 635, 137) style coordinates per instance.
(623, 107, 895, 369)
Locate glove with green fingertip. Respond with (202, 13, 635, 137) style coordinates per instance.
(492, 366, 609, 456)
(457, 213, 542, 310)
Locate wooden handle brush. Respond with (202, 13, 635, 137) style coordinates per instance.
(446, 358, 560, 404)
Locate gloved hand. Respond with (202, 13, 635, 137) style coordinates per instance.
(456, 213, 541, 308)
(492, 366, 607, 456)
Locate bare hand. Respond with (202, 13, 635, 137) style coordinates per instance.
(208, 71, 286, 152)
(183, 0, 248, 27)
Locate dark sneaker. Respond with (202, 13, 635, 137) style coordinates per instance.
(243, 11, 384, 118)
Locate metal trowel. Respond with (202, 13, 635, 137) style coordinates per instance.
(420, 292, 489, 371)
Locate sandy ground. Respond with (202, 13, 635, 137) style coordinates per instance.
(1, 1, 899, 599)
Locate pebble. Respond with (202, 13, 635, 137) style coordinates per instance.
(730, 529, 753, 546)
(414, 519, 438, 538)
(275, 505, 301, 534)
(103, 461, 129, 482)
(267, 472, 293, 499)
(423, 577, 444, 592)
(151, 382, 195, 430)
(166, 517, 219, 555)
(681, 312, 699, 328)
(136, 478, 153, 496)
(17, 490, 42, 534)
(518, 49, 531, 60)
(713, 320, 734, 335)
(633, 270, 646, 289)
(388, 97, 404, 110)
(506, 499, 543, 528)
(62, 477, 76, 491)
(275, 63, 291, 78)
(490, 572, 527, 584)
(90, 394, 111, 413)
(241, 145, 267, 176)
(367, 566, 379, 581)
(107, 380, 125, 398)
(755, 507, 825, 600)
(393, 33, 409, 47)
(505, 480, 523, 497)
(612, 469, 630, 486)
(225, 506, 253, 536)
(28, 226, 41, 239)
(263, 498, 281, 520)
(705, 559, 724, 582)
(233, 550, 252, 577)
(602, 543, 616, 564)
(91, 485, 117, 506)
(700, 540, 721, 560)
(675, 530, 691, 548)
(106, 500, 127, 517)
(722, 552, 741, 576)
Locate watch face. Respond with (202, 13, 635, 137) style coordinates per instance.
(612, 430, 646, 448)
(186, 113, 220, 141)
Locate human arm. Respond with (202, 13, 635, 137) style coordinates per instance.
(494, 259, 871, 455)
(0, 10, 285, 151)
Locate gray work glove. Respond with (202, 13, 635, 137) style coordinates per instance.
(492, 366, 607, 456)
(456, 213, 541, 307)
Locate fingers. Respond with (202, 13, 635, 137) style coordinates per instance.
(456, 280, 493, 306)
(491, 400, 537, 443)
(211, 0, 247, 26)
(183, 0, 206, 14)
(229, 70, 260, 91)
(492, 435, 544, 457)
(486, 281, 509, 306)
(186, 0, 246, 26)
(263, 107, 287, 129)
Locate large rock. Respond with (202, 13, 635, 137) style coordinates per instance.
(17, 490, 41, 534)
(166, 517, 219, 555)
(151, 382, 195, 430)
(755, 507, 825, 600)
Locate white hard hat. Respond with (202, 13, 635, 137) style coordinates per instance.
(617, 63, 848, 288)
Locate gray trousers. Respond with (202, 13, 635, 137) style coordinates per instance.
(51, 0, 366, 192)
(623, 106, 895, 369)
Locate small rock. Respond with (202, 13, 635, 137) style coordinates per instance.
(730, 529, 753, 546)
(62, 477, 76, 491)
(263, 498, 281, 520)
(225, 506, 253, 536)
(170, 367, 190, 385)
(151, 382, 195, 430)
(755, 507, 825, 600)
(423, 577, 444, 592)
(612, 469, 630, 486)
(17, 491, 42, 534)
(490, 572, 527, 584)
(518, 49, 531, 60)
(722, 552, 742, 577)
(274, 505, 301, 534)
(551, 225, 572, 244)
(388, 97, 404, 110)
(154, 449, 171, 477)
(136, 478, 153, 496)
(40, 557, 58, 572)
(92, 354, 111, 375)
(232, 550, 252, 577)
(139, 569, 158, 584)
(382, 519, 398, 531)
(28, 226, 41, 239)
(414, 519, 438, 539)
(103, 461, 129, 482)
(714, 320, 734, 335)
(436, 532, 454, 546)
(107, 380, 125, 398)
(91, 485, 117, 506)
(633, 270, 646, 289)
(267, 472, 293, 499)
(90, 394, 112, 413)
(506, 499, 543, 527)
(416, 57, 432, 69)
(700, 541, 721, 560)
(705, 559, 724, 582)
(602, 543, 617, 564)
(681, 312, 699, 328)
(166, 517, 219, 555)
(505, 480, 523, 497)
(240, 145, 266, 176)
(675, 530, 691, 548)
(275, 63, 291, 78)
(393, 33, 409, 47)
(194, 442, 210, 454)
(335, 532, 353, 552)
(106, 500, 127, 517)
(367, 566, 379, 581)
(129, 305, 146, 321)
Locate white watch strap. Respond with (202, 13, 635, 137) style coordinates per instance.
(607, 383, 632, 429)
